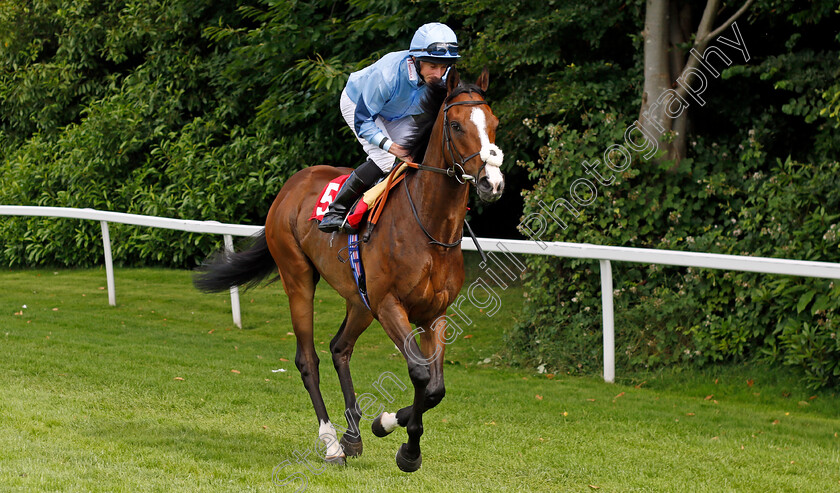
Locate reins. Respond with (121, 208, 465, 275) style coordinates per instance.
(402, 171, 486, 262)
(400, 160, 475, 184)
(404, 173, 461, 248)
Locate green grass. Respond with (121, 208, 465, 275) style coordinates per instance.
(1, 263, 839, 492)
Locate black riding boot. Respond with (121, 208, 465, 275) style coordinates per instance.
(318, 159, 385, 233)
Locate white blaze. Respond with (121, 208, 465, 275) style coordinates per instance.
(470, 107, 504, 192)
(319, 420, 344, 458)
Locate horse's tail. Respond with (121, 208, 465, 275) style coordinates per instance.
(193, 229, 278, 293)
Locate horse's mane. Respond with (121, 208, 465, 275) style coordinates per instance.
(403, 79, 487, 163)
(402, 82, 447, 163)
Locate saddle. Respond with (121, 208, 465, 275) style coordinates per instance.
(309, 163, 409, 231)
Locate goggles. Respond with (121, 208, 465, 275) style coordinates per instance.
(411, 42, 459, 57)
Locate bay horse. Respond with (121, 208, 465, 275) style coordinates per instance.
(194, 67, 504, 472)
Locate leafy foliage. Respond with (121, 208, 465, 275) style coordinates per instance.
(0, 0, 439, 266)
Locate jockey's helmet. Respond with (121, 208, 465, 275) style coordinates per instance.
(409, 23, 460, 64)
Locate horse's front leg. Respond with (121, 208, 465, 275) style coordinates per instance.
(373, 311, 447, 431)
(374, 297, 438, 472)
(418, 314, 447, 409)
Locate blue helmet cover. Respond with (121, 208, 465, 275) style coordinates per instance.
(409, 23, 460, 63)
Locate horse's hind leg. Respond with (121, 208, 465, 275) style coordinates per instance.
(278, 252, 346, 465)
(329, 301, 374, 457)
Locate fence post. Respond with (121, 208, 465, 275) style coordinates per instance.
(223, 234, 242, 328)
(100, 220, 116, 306)
(600, 259, 615, 383)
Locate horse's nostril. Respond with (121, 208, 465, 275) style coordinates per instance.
(489, 150, 497, 156)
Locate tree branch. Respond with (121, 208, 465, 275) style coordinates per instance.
(701, 0, 756, 45)
(695, 0, 720, 44)
(673, 0, 754, 102)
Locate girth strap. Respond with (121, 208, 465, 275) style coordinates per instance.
(347, 234, 371, 309)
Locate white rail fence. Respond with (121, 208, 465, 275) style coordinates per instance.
(3, 205, 840, 383)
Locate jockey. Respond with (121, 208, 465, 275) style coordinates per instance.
(318, 22, 460, 233)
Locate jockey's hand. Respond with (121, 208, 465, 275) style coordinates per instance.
(388, 143, 413, 163)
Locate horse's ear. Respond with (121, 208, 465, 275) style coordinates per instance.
(446, 66, 460, 93)
(476, 67, 490, 92)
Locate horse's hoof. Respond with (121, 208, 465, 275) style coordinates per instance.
(372, 413, 394, 438)
(340, 434, 363, 457)
(324, 454, 346, 466)
(395, 443, 422, 473)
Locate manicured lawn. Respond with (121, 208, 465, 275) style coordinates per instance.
(1, 265, 838, 492)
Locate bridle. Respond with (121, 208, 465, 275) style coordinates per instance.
(405, 98, 490, 185)
(442, 99, 491, 184)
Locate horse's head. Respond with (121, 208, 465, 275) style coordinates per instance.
(442, 68, 505, 203)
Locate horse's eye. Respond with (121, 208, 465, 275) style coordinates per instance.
(450, 121, 462, 132)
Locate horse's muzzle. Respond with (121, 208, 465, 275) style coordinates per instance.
(476, 174, 504, 202)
